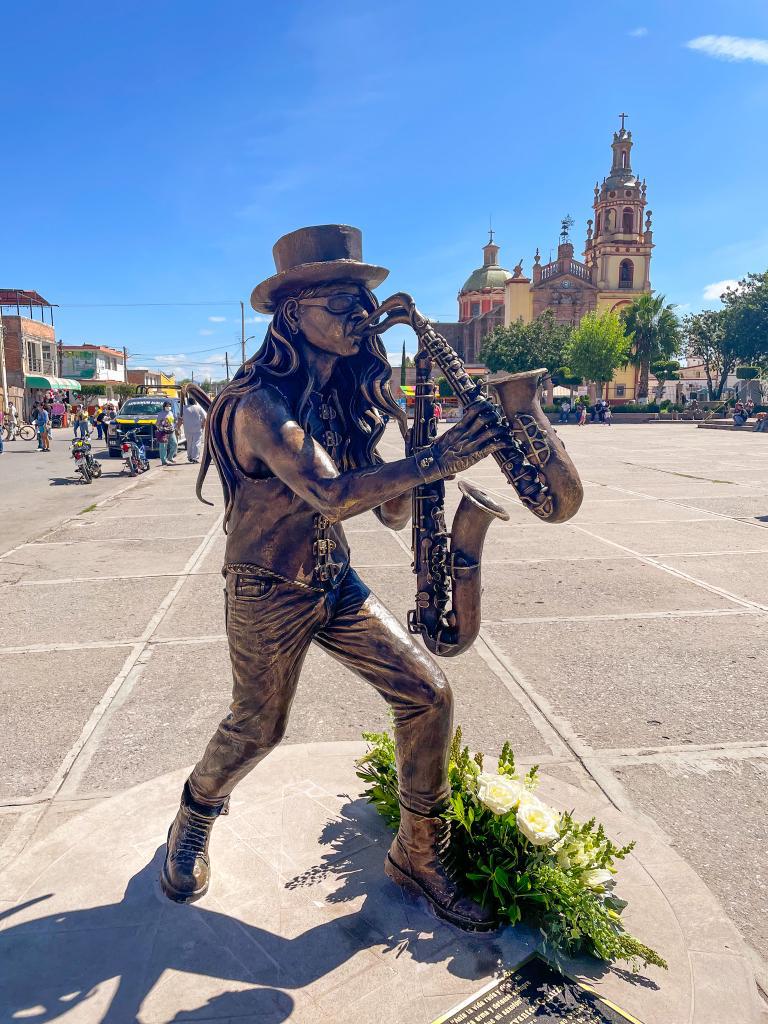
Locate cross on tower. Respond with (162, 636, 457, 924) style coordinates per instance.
(619, 111, 628, 131)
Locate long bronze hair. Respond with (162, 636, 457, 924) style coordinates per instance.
(196, 285, 406, 531)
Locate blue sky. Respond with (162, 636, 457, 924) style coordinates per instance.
(2, 0, 767, 380)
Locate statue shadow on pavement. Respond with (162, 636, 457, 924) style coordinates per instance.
(0, 797, 649, 1024)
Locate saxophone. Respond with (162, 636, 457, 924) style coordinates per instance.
(356, 293, 583, 657)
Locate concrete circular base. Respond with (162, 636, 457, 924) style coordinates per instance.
(0, 742, 760, 1023)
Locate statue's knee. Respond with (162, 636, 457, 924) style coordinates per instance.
(422, 668, 453, 717)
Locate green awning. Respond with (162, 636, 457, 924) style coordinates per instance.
(25, 375, 82, 391)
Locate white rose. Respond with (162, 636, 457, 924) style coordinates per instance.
(476, 773, 526, 815)
(516, 795, 560, 846)
(581, 868, 613, 890)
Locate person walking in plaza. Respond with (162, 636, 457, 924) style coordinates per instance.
(155, 402, 176, 465)
(95, 406, 108, 441)
(36, 403, 51, 452)
(604, 404, 612, 426)
(73, 407, 89, 439)
(182, 395, 206, 464)
(559, 400, 570, 424)
(31, 403, 43, 449)
(578, 403, 587, 425)
(7, 400, 18, 441)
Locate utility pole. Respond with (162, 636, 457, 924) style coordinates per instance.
(240, 301, 246, 365)
(225, 352, 230, 382)
(57, 339, 63, 376)
(122, 346, 128, 385)
(0, 313, 8, 412)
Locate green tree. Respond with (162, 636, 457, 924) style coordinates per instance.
(621, 292, 681, 400)
(682, 309, 731, 400)
(722, 270, 768, 371)
(650, 359, 681, 402)
(480, 310, 571, 375)
(553, 366, 583, 404)
(564, 311, 631, 399)
(112, 383, 138, 400)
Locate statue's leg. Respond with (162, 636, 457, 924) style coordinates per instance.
(161, 571, 323, 903)
(314, 569, 496, 931)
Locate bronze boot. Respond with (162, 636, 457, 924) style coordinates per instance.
(160, 782, 227, 904)
(384, 805, 497, 932)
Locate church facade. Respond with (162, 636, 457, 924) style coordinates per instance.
(435, 119, 654, 401)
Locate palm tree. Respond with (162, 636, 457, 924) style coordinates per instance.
(621, 292, 681, 401)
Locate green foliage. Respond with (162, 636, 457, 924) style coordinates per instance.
(682, 309, 729, 400)
(736, 366, 760, 380)
(357, 727, 667, 972)
(650, 358, 681, 400)
(436, 376, 454, 398)
(564, 311, 631, 398)
(722, 270, 768, 371)
(610, 403, 659, 413)
(553, 366, 583, 389)
(480, 311, 571, 376)
(621, 292, 681, 400)
(113, 383, 138, 399)
(81, 384, 107, 398)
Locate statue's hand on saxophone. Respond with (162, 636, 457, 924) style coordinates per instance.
(424, 404, 509, 478)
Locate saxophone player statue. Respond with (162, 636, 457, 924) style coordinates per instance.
(161, 225, 582, 932)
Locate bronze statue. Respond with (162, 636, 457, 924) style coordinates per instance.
(161, 225, 582, 932)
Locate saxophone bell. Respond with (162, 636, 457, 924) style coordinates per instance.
(417, 481, 510, 658)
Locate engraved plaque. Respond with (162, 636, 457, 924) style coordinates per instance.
(430, 954, 642, 1023)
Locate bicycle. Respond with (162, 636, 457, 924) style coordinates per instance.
(0, 421, 36, 442)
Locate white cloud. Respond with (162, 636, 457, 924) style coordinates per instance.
(702, 279, 739, 301)
(151, 353, 187, 362)
(199, 329, 215, 336)
(245, 315, 270, 324)
(208, 315, 226, 322)
(203, 354, 227, 364)
(629, 26, 648, 37)
(686, 35, 768, 65)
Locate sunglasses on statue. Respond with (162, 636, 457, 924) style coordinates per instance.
(297, 295, 365, 314)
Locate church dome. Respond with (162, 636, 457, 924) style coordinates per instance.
(461, 264, 511, 293)
(460, 234, 511, 293)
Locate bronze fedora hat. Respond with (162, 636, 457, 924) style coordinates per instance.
(250, 224, 389, 314)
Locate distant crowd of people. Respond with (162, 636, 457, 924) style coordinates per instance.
(1, 393, 208, 463)
(558, 399, 612, 426)
(731, 398, 767, 429)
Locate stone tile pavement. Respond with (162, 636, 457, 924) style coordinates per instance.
(0, 423, 767, 1020)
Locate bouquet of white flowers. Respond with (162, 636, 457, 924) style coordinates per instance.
(356, 726, 666, 971)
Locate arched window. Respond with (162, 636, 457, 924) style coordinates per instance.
(621, 150, 628, 168)
(619, 259, 634, 289)
(622, 208, 634, 233)
(595, 213, 602, 236)
(606, 209, 616, 232)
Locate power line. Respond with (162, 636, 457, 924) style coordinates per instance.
(57, 301, 241, 308)
(129, 343, 231, 357)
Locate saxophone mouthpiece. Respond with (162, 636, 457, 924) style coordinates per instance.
(355, 293, 416, 338)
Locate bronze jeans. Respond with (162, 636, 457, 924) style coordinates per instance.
(188, 567, 453, 815)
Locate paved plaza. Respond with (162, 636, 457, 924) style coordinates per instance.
(1, 423, 767, 1020)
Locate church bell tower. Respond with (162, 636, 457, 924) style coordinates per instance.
(584, 114, 653, 309)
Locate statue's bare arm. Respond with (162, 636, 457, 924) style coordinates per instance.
(232, 388, 507, 524)
(373, 492, 411, 532)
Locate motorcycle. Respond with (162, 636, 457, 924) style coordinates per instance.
(71, 438, 102, 484)
(120, 429, 150, 476)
